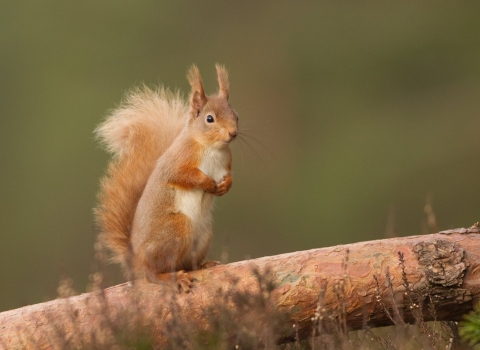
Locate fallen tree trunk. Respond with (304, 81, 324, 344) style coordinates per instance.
(1, 227, 480, 348)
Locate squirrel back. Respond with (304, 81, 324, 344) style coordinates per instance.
(95, 87, 188, 267)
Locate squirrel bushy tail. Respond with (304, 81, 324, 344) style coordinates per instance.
(95, 87, 188, 267)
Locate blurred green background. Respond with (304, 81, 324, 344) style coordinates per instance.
(1, 2, 480, 312)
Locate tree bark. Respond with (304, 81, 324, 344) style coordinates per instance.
(1, 227, 480, 349)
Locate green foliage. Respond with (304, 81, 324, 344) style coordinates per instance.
(461, 305, 480, 349)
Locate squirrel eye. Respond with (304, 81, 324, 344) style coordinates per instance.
(206, 115, 214, 123)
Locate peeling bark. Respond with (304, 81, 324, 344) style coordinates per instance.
(1, 228, 480, 348)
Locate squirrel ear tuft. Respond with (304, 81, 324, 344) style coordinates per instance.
(187, 65, 207, 115)
(215, 64, 229, 100)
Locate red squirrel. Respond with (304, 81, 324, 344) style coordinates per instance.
(95, 65, 238, 292)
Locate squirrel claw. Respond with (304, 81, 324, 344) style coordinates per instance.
(205, 180, 218, 194)
(214, 188, 228, 196)
(176, 270, 196, 293)
(214, 176, 232, 196)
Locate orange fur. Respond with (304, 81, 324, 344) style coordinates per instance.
(95, 65, 238, 286)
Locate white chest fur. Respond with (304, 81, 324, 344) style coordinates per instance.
(199, 147, 229, 182)
(175, 146, 229, 223)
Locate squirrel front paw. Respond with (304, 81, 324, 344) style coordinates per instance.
(214, 175, 232, 196)
(202, 177, 218, 194)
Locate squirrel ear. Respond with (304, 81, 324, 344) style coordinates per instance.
(215, 64, 229, 100)
(187, 65, 207, 115)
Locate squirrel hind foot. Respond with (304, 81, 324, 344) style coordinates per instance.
(150, 270, 197, 294)
(175, 271, 196, 293)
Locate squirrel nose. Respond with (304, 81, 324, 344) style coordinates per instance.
(229, 131, 238, 140)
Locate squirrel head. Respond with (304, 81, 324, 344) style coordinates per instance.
(187, 64, 238, 147)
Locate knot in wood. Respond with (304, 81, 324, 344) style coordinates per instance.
(413, 239, 466, 287)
